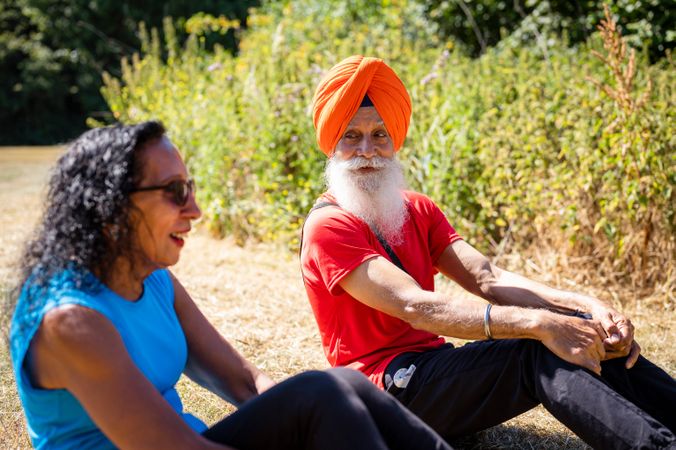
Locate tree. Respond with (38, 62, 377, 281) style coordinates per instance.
(0, 0, 257, 144)
(424, 0, 673, 59)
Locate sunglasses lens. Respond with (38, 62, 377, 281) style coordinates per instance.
(167, 181, 189, 206)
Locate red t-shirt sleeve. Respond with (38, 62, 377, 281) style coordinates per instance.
(407, 191, 463, 264)
(302, 207, 381, 296)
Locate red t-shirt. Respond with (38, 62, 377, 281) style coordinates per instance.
(300, 190, 462, 388)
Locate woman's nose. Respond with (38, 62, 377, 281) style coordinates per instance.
(183, 193, 202, 220)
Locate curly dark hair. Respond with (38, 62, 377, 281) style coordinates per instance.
(19, 121, 166, 290)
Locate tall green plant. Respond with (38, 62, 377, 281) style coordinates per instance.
(1, 0, 256, 145)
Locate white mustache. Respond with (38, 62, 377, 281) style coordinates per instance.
(339, 156, 388, 170)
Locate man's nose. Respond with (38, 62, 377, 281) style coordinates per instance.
(356, 136, 376, 158)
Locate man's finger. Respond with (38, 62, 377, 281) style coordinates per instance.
(595, 334, 606, 360)
(582, 330, 603, 374)
(604, 347, 630, 360)
(587, 358, 602, 376)
(590, 320, 620, 350)
(616, 319, 634, 341)
(600, 314, 620, 343)
(605, 319, 635, 349)
(603, 320, 622, 345)
(604, 341, 630, 355)
(625, 341, 641, 369)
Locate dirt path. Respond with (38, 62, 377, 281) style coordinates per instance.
(1, 147, 673, 449)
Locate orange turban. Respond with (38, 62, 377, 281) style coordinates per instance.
(312, 55, 412, 156)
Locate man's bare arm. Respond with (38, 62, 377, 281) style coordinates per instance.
(339, 256, 607, 374)
(436, 240, 640, 367)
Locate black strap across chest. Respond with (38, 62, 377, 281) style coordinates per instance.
(300, 201, 409, 275)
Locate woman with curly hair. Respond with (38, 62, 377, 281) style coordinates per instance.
(9, 121, 451, 450)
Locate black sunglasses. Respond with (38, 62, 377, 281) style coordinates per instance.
(132, 179, 196, 207)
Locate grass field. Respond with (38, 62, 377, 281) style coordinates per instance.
(0, 147, 673, 449)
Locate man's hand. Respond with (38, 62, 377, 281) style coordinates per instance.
(588, 301, 641, 368)
(538, 312, 607, 375)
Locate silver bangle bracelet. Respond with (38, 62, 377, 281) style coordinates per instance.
(484, 303, 493, 340)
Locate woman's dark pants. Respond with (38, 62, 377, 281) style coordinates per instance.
(202, 367, 452, 450)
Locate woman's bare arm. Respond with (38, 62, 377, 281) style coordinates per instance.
(29, 304, 233, 450)
(171, 273, 275, 406)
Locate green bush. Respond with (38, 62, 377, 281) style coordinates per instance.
(101, 0, 674, 286)
(425, 0, 674, 60)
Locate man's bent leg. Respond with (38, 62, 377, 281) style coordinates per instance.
(598, 355, 676, 432)
(388, 340, 675, 449)
(527, 342, 675, 449)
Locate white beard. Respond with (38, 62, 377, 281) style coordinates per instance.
(325, 155, 409, 246)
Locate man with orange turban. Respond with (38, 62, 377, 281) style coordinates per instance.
(300, 55, 675, 448)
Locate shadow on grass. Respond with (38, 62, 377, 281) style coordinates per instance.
(451, 423, 590, 450)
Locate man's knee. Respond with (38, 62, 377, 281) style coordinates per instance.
(519, 338, 565, 364)
(517, 339, 600, 384)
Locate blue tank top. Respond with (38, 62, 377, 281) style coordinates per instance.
(10, 269, 207, 449)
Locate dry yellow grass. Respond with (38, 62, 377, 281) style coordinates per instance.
(0, 147, 673, 449)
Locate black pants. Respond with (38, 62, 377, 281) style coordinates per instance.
(202, 367, 452, 450)
(384, 340, 676, 450)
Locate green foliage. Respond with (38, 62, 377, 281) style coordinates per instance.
(0, 0, 257, 144)
(425, 0, 674, 60)
(102, 0, 674, 285)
